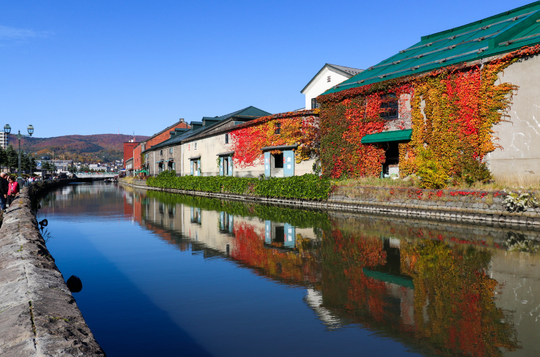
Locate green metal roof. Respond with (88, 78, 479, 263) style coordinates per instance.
(361, 129, 412, 144)
(325, 1, 540, 95)
(146, 106, 271, 152)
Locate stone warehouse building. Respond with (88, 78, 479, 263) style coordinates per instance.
(319, 1, 540, 184)
(143, 107, 271, 177)
(132, 106, 320, 179)
(132, 119, 191, 174)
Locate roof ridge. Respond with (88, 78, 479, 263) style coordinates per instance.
(422, 0, 540, 41)
(323, 1, 540, 95)
(327, 63, 363, 73)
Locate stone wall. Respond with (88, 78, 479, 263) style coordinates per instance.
(122, 179, 540, 230)
(0, 187, 105, 356)
(329, 186, 540, 229)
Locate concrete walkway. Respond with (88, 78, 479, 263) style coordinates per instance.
(0, 188, 105, 356)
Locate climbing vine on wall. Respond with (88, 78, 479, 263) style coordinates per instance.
(403, 61, 517, 188)
(318, 84, 413, 178)
(229, 111, 319, 169)
(318, 45, 540, 187)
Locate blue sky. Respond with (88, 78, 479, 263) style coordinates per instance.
(0, 0, 535, 138)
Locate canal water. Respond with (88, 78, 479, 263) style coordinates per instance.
(37, 182, 540, 357)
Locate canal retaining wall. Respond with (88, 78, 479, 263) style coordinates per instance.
(0, 186, 105, 356)
(121, 179, 540, 230)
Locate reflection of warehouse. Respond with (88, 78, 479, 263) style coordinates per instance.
(311, 237, 416, 332)
(122, 188, 539, 355)
(123, 189, 321, 285)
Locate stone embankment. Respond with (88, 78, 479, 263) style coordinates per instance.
(0, 186, 105, 356)
(122, 179, 540, 230)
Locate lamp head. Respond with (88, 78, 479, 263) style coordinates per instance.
(27, 125, 34, 136)
(3, 124, 11, 135)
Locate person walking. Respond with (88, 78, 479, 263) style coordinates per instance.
(0, 173, 8, 210)
(6, 175, 20, 208)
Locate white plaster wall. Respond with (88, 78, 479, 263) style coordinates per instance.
(303, 67, 351, 109)
(178, 209, 266, 254)
(182, 133, 232, 176)
(146, 198, 184, 232)
(487, 55, 540, 181)
(179, 129, 317, 178)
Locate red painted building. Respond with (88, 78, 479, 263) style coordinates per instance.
(130, 119, 190, 173)
(123, 141, 139, 170)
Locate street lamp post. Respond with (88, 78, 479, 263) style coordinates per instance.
(3, 124, 34, 184)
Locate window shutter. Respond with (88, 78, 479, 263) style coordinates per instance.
(264, 152, 271, 177)
(265, 221, 272, 244)
(283, 150, 295, 177)
(228, 215, 234, 234)
(284, 224, 296, 248)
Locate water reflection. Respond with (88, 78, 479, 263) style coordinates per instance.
(39, 183, 540, 356)
(123, 188, 539, 356)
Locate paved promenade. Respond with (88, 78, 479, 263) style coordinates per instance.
(0, 187, 105, 356)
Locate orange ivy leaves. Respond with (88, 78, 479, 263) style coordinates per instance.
(229, 113, 319, 169)
(317, 45, 540, 184)
(404, 62, 517, 186)
(320, 86, 413, 179)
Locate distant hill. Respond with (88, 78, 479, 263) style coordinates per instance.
(8, 134, 149, 163)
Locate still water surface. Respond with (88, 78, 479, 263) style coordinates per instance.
(37, 182, 540, 356)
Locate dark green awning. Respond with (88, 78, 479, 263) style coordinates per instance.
(363, 268, 414, 289)
(361, 129, 412, 144)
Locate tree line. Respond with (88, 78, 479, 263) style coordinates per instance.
(0, 145, 37, 174)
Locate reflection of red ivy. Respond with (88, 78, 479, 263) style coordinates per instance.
(229, 111, 319, 169)
(331, 229, 387, 267)
(328, 230, 389, 322)
(401, 241, 518, 356)
(321, 223, 518, 356)
(231, 222, 318, 284)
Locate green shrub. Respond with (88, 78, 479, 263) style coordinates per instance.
(416, 150, 448, 189)
(147, 172, 332, 201)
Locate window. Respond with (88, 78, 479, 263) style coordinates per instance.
(327, 75, 331, 83)
(274, 153, 283, 169)
(275, 123, 281, 135)
(380, 94, 398, 120)
(191, 207, 201, 224)
(169, 148, 173, 154)
(311, 98, 320, 109)
(160, 150, 163, 156)
(225, 133, 229, 144)
(194, 142, 198, 150)
(274, 226, 285, 244)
